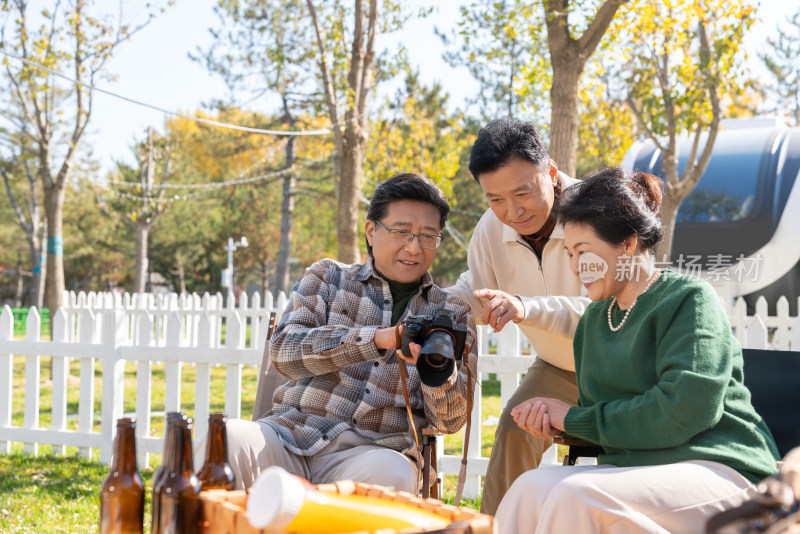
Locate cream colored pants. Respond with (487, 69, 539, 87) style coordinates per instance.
(480, 357, 579, 515)
(195, 419, 417, 492)
(496, 460, 756, 534)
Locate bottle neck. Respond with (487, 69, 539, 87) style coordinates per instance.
(161, 422, 178, 468)
(205, 420, 228, 464)
(111, 425, 137, 474)
(167, 423, 194, 474)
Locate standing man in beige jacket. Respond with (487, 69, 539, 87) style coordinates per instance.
(446, 117, 590, 515)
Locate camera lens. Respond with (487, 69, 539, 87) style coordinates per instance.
(420, 330, 454, 362)
(417, 330, 455, 387)
(422, 352, 448, 370)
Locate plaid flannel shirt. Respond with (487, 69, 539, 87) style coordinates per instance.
(262, 258, 477, 461)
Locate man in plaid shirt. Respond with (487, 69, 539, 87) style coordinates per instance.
(223, 173, 478, 493)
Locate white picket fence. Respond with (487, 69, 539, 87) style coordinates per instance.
(0, 290, 798, 498)
(0, 290, 287, 467)
(725, 295, 800, 351)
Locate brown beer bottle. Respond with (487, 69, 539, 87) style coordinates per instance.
(99, 417, 145, 534)
(197, 413, 235, 490)
(153, 412, 185, 487)
(154, 417, 202, 534)
(151, 412, 186, 532)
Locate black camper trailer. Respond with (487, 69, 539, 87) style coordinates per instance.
(621, 117, 800, 315)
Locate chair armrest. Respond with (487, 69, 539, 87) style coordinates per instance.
(553, 435, 600, 448)
(554, 434, 604, 466)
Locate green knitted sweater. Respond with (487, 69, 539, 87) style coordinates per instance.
(564, 269, 779, 483)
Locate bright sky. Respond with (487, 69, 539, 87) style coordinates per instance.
(88, 0, 474, 173)
(85, 0, 798, 174)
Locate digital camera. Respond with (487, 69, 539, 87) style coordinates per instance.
(401, 308, 468, 387)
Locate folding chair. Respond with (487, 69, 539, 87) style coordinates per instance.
(740, 348, 800, 457)
(556, 348, 800, 465)
(252, 312, 279, 421)
(554, 435, 602, 466)
(421, 428, 441, 499)
(706, 350, 800, 533)
(251, 312, 472, 503)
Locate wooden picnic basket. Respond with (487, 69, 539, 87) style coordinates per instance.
(199, 480, 495, 534)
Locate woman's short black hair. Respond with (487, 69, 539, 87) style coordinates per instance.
(468, 117, 550, 182)
(365, 173, 449, 256)
(559, 167, 664, 252)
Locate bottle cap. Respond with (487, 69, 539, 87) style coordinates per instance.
(246, 466, 305, 529)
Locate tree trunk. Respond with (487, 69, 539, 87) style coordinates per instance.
(261, 260, 270, 299)
(36, 222, 47, 309)
(276, 136, 296, 293)
(44, 186, 66, 315)
(25, 218, 44, 309)
(133, 223, 149, 293)
(174, 256, 186, 294)
(657, 187, 682, 264)
(655, 143, 681, 264)
(29, 239, 43, 309)
(549, 62, 581, 178)
(543, 0, 627, 178)
(15, 253, 24, 308)
(337, 135, 364, 264)
(2, 164, 45, 309)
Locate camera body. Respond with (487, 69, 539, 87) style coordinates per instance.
(401, 308, 468, 387)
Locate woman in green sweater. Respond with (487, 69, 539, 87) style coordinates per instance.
(495, 167, 779, 533)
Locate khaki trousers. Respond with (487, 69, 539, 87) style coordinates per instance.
(496, 460, 756, 533)
(480, 357, 579, 516)
(196, 419, 418, 493)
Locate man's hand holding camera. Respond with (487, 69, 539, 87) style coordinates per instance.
(373, 309, 469, 387)
(373, 324, 422, 364)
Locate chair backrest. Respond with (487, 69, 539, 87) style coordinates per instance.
(252, 312, 281, 421)
(741, 348, 800, 458)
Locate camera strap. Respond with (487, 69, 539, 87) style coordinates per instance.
(454, 360, 473, 506)
(397, 358, 421, 452)
(396, 337, 476, 507)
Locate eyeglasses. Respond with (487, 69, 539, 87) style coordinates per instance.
(374, 220, 442, 249)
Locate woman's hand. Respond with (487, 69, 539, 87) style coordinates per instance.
(511, 397, 570, 438)
(473, 289, 525, 332)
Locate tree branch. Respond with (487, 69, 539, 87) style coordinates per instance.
(680, 20, 721, 195)
(625, 93, 666, 154)
(1, 166, 32, 234)
(42, 0, 63, 70)
(684, 123, 702, 181)
(11, 1, 49, 141)
(156, 152, 172, 199)
(306, 0, 343, 147)
(356, 0, 377, 127)
(4, 49, 42, 146)
(23, 158, 39, 227)
(577, 0, 627, 58)
(55, 6, 88, 190)
(655, 29, 677, 159)
(349, 0, 365, 108)
(544, 0, 572, 56)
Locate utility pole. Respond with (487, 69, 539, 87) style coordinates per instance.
(223, 236, 248, 306)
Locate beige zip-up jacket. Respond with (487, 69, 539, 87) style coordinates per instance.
(447, 177, 589, 372)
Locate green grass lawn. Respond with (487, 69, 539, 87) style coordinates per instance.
(1, 355, 551, 532)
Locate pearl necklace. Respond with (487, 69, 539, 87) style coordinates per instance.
(607, 269, 661, 332)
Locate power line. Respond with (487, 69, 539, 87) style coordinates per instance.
(105, 188, 209, 202)
(105, 155, 331, 190)
(0, 47, 335, 137)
